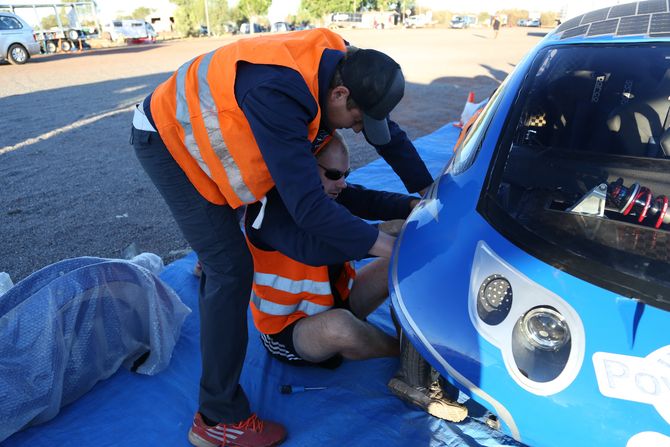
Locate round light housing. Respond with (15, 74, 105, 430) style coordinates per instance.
(512, 306, 572, 383)
(521, 307, 570, 351)
(477, 274, 513, 325)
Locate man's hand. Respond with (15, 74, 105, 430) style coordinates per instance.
(369, 231, 396, 258)
(379, 219, 405, 237)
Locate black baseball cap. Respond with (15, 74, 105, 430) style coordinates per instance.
(340, 49, 405, 145)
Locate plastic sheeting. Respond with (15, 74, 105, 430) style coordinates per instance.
(3, 123, 524, 447)
(0, 256, 191, 442)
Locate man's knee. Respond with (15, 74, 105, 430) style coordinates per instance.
(318, 309, 367, 347)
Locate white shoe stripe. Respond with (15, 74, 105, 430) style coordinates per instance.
(206, 426, 245, 437)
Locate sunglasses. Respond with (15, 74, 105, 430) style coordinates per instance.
(318, 164, 351, 180)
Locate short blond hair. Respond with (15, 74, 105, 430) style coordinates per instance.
(316, 131, 349, 161)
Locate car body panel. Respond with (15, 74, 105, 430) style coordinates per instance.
(391, 2, 670, 446)
(0, 12, 40, 63)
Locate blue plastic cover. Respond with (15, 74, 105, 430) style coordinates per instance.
(3, 124, 523, 446)
(0, 256, 191, 442)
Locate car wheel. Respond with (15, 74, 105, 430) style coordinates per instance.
(398, 329, 433, 387)
(46, 41, 58, 53)
(61, 40, 73, 52)
(7, 44, 29, 65)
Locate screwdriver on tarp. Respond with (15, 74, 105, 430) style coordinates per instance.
(279, 384, 327, 394)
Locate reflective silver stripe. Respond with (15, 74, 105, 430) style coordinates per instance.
(175, 58, 211, 177)
(251, 291, 332, 316)
(254, 272, 331, 295)
(197, 51, 256, 203)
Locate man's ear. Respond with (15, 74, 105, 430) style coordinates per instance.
(330, 85, 350, 101)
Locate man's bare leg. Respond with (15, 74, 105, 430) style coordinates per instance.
(293, 308, 398, 362)
(348, 257, 390, 319)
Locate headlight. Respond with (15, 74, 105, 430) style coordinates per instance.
(520, 307, 570, 351)
(512, 306, 571, 383)
(476, 274, 513, 325)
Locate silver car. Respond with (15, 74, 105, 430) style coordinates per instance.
(0, 11, 41, 65)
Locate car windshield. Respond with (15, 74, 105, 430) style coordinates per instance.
(483, 43, 670, 309)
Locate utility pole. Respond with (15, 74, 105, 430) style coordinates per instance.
(204, 0, 210, 36)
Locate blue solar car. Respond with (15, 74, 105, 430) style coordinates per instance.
(390, 1, 670, 446)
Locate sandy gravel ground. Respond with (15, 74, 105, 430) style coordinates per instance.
(0, 26, 545, 281)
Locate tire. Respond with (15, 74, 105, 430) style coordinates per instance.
(67, 29, 79, 40)
(61, 40, 73, 52)
(398, 330, 433, 387)
(46, 41, 58, 54)
(7, 44, 29, 65)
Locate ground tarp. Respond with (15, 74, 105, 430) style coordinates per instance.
(4, 123, 524, 447)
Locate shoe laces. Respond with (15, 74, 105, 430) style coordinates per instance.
(232, 413, 264, 432)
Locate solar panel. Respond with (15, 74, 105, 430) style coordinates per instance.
(583, 8, 611, 23)
(617, 14, 651, 34)
(587, 19, 620, 36)
(561, 24, 590, 39)
(609, 2, 638, 18)
(557, 15, 584, 32)
(638, 0, 667, 14)
(650, 11, 670, 35)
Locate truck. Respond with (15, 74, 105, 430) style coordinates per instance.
(0, 2, 100, 53)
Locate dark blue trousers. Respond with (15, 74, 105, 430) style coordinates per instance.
(131, 126, 252, 423)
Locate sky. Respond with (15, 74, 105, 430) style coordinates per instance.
(8, 0, 627, 22)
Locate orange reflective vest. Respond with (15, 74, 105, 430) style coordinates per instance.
(149, 29, 347, 208)
(246, 236, 356, 335)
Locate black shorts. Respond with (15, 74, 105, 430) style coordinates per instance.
(259, 297, 351, 370)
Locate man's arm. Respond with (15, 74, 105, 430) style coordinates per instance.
(336, 183, 417, 221)
(236, 63, 384, 261)
(364, 119, 433, 195)
(246, 189, 390, 266)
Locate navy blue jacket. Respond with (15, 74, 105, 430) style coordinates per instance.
(145, 47, 432, 264)
(246, 184, 416, 267)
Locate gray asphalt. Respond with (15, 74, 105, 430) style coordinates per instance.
(0, 28, 542, 282)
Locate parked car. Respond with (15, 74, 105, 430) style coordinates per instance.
(391, 1, 670, 446)
(270, 21, 291, 33)
(449, 16, 469, 29)
(0, 11, 41, 65)
(239, 22, 265, 34)
(404, 15, 428, 28)
(526, 18, 541, 27)
(517, 18, 528, 26)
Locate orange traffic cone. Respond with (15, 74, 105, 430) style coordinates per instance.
(454, 91, 476, 128)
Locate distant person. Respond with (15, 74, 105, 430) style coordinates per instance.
(492, 16, 501, 38)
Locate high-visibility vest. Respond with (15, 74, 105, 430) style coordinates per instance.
(246, 235, 356, 335)
(150, 28, 347, 208)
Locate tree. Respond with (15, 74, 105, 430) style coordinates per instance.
(208, 0, 236, 35)
(300, 0, 353, 21)
(171, 0, 203, 36)
(237, 0, 271, 21)
(131, 7, 154, 20)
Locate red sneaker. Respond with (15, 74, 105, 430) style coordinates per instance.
(188, 412, 286, 447)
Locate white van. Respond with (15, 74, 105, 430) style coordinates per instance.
(0, 11, 41, 65)
(102, 19, 154, 42)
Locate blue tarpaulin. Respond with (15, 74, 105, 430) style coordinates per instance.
(4, 123, 523, 447)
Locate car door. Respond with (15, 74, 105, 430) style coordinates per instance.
(0, 14, 20, 58)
